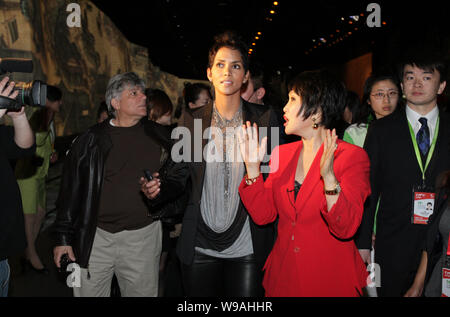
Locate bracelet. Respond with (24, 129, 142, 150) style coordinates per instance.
(245, 174, 259, 186)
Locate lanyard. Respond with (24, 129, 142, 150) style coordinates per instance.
(407, 117, 440, 182)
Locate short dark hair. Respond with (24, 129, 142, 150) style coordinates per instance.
(47, 85, 62, 102)
(248, 61, 264, 90)
(184, 82, 211, 107)
(97, 101, 109, 120)
(146, 88, 173, 121)
(344, 91, 361, 124)
(208, 31, 249, 73)
(288, 70, 346, 129)
(398, 54, 447, 83)
(354, 74, 402, 125)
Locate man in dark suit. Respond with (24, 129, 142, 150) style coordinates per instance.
(356, 55, 449, 297)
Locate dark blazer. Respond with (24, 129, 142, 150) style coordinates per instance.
(176, 99, 280, 267)
(355, 107, 450, 296)
(425, 186, 449, 284)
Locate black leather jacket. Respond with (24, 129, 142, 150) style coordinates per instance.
(52, 119, 189, 268)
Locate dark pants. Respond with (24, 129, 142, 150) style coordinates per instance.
(181, 252, 263, 297)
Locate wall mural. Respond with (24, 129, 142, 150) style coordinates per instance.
(0, 0, 205, 136)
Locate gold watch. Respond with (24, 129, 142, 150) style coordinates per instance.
(324, 182, 341, 195)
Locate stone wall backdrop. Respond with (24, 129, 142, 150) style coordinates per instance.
(0, 0, 206, 136)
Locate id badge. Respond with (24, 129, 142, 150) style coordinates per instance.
(443, 265, 450, 297)
(442, 236, 450, 297)
(411, 186, 435, 225)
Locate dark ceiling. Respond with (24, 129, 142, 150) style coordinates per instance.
(90, 0, 449, 81)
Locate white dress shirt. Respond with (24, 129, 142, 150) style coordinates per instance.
(406, 104, 439, 143)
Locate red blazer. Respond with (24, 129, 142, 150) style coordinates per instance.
(239, 140, 371, 297)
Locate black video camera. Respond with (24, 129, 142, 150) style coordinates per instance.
(0, 58, 47, 111)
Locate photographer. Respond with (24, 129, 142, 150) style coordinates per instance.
(15, 85, 62, 274)
(0, 76, 35, 297)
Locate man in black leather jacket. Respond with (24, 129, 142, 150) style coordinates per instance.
(52, 72, 189, 297)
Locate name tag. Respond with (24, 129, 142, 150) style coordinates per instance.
(412, 191, 435, 225)
(442, 236, 450, 297)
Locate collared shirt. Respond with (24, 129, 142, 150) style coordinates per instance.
(406, 104, 439, 143)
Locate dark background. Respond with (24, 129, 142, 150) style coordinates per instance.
(91, 0, 450, 81)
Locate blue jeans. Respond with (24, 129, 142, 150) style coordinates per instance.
(0, 259, 10, 297)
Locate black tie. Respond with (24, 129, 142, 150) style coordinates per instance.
(416, 117, 430, 156)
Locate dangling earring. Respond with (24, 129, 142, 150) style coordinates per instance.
(312, 118, 319, 129)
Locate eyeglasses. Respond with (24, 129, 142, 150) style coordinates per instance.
(371, 91, 399, 100)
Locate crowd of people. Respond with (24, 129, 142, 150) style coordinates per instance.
(0, 30, 449, 298)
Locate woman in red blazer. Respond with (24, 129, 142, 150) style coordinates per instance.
(237, 70, 371, 297)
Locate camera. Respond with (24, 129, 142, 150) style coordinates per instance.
(0, 58, 47, 110)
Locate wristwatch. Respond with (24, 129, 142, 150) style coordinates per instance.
(324, 182, 341, 195)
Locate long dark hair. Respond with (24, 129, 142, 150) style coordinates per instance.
(353, 74, 403, 126)
(184, 83, 211, 109)
(146, 89, 173, 121)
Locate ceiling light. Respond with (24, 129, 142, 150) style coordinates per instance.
(273, 1, 279, 5)
(270, 10, 275, 14)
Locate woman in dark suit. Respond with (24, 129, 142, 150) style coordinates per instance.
(176, 31, 279, 297)
(238, 70, 371, 296)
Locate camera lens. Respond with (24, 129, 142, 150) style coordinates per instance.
(13, 80, 47, 107)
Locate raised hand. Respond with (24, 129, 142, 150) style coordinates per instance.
(237, 121, 267, 178)
(320, 128, 338, 184)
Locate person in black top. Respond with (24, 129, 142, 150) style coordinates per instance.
(53, 72, 189, 297)
(175, 31, 279, 297)
(0, 76, 36, 297)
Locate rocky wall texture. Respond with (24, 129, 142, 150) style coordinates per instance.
(0, 0, 202, 135)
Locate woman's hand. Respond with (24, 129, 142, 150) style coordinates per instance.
(404, 283, 424, 297)
(237, 121, 267, 178)
(6, 105, 26, 119)
(320, 128, 338, 187)
(0, 76, 19, 118)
